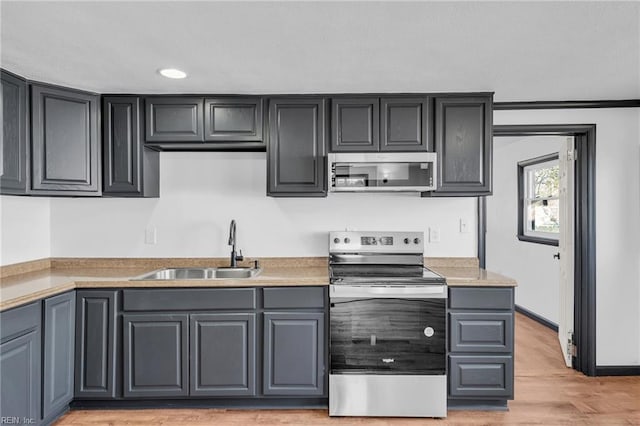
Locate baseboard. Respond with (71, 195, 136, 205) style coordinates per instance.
(447, 399, 509, 411)
(515, 305, 558, 332)
(595, 366, 640, 376)
(71, 397, 328, 410)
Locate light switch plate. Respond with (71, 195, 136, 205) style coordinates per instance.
(429, 227, 440, 243)
(460, 218, 470, 233)
(145, 227, 157, 245)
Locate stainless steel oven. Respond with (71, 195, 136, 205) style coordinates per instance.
(328, 231, 447, 418)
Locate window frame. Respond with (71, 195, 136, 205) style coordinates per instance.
(517, 153, 560, 246)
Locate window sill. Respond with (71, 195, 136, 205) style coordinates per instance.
(517, 234, 559, 246)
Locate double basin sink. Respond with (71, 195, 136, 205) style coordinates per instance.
(132, 266, 262, 280)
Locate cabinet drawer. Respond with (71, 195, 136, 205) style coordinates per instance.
(263, 287, 326, 309)
(450, 312, 513, 353)
(449, 355, 513, 398)
(449, 288, 513, 310)
(123, 288, 256, 311)
(0, 302, 40, 342)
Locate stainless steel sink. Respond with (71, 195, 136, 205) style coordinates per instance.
(132, 267, 262, 280)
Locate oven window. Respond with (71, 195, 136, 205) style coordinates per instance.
(330, 298, 445, 374)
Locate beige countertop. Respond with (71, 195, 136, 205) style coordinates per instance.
(0, 257, 516, 312)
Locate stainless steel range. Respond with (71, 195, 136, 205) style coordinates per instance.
(328, 231, 447, 418)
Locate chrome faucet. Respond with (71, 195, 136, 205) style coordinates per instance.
(228, 219, 243, 267)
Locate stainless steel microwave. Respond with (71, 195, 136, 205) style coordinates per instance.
(328, 152, 437, 192)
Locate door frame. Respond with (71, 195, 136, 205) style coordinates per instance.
(479, 123, 596, 376)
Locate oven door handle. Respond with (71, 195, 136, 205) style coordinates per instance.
(330, 285, 447, 299)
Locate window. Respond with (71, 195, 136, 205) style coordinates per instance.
(517, 153, 560, 246)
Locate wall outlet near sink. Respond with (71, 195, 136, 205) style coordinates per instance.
(145, 227, 157, 245)
(429, 227, 441, 243)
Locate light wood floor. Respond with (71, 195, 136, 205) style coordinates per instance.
(56, 313, 640, 425)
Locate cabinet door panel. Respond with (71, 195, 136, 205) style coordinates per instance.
(43, 292, 75, 418)
(263, 312, 325, 396)
(449, 355, 513, 398)
(75, 290, 118, 399)
(205, 98, 263, 142)
(0, 70, 28, 194)
(31, 84, 100, 194)
(145, 97, 203, 142)
(434, 96, 492, 195)
(190, 313, 256, 396)
(267, 98, 327, 196)
(381, 97, 430, 151)
(0, 329, 40, 423)
(331, 98, 379, 152)
(449, 312, 513, 353)
(123, 314, 189, 397)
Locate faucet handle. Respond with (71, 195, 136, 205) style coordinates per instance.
(237, 250, 244, 262)
(253, 259, 260, 269)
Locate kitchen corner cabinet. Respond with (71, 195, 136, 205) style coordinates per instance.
(267, 98, 328, 197)
(103, 96, 159, 197)
(432, 95, 492, 196)
(30, 84, 101, 196)
(0, 70, 29, 195)
(0, 302, 41, 424)
(448, 287, 515, 407)
(42, 291, 75, 422)
(75, 290, 118, 399)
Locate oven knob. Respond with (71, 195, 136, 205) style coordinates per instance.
(404, 238, 410, 244)
(424, 327, 435, 337)
(344, 237, 351, 244)
(333, 238, 340, 244)
(414, 238, 421, 244)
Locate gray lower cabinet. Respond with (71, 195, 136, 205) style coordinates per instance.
(331, 97, 379, 152)
(75, 290, 118, 399)
(190, 313, 256, 396)
(0, 70, 29, 195)
(0, 302, 41, 424)
(267, 98, 327, 196)
(42, 291, 75, 421)
(30, 83, 101, 195)
(432, 95, 492, 196)
(263, 312, 325, 396)
(145, 97, 204, 142)
(102, 96, 159, 197)
(123, 313, 189, 398)
(448, 287, 514, 405)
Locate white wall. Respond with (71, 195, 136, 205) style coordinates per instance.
(49, 152, 477, 258)
(487, 136, 562, 324)
(494, 108, 640, 367)
(0, 195, 50, 266)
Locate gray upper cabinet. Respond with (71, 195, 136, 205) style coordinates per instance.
(331, 97, 379, 152)
(103, 96, 159, 197)
(381, 97, 431, 151)
(204, 97, 263, 142)
(267, 98, 327, 197)
(123, 313, 189, 398)
(0, 303, 41, 424)
(190, 313, 256, 396)
(263, 311, 325, 396)
(0, 70, 28, 195)
(30, 84, 101, 195)
(433, 95, 492, 195)
(145, 97, 204, 142)
(75, 290, 118, 399)
(43, 291, 75, 421)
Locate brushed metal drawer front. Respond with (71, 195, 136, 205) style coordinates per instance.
(449, 355, 513, 398)
(449, 312, 513, 353)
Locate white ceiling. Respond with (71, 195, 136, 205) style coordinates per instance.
(1, 1, 639, 101)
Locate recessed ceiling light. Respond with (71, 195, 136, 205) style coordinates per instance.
(158, 68, 187, 79)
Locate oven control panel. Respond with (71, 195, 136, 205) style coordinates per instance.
(330, 231, 424, 254)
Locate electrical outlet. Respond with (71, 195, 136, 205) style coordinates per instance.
(460, 218, 470, 233)
(429, 227, 441, 243)
(145, 227, 157, 245)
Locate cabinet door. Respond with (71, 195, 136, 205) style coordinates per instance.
(449, 312, 513, 353)
(103, 96, 159, 197)
(75, 290, 118, 399)
(190, 313, 256, 396)
(267, 98, 327, 196)
(0, 70, 28, 194)
(381, 97, 431, 152)
(145, 97, 204, 142)
(0, 330, 40, 423)
(123, 314, 189, 398)
(43, 291, 75, 419)
(331, 97, 379, 152)
(449, 355, 513, 398)
(434, 96, 492, 195)
(263, 312, 325, 396)
(204, 97, 263, 142)
(31, 84, 100, 194)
